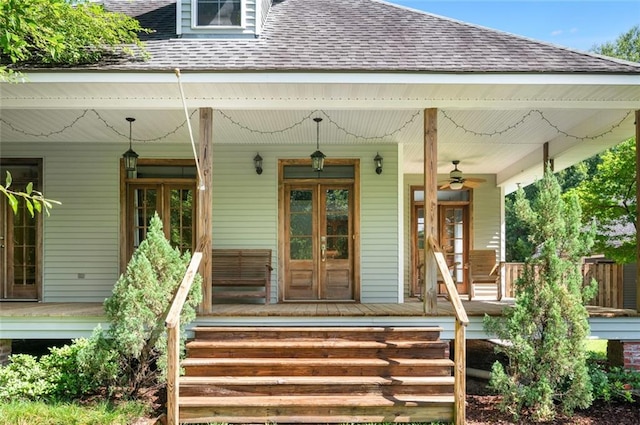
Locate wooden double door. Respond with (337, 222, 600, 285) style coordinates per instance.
(283, 183, 355, 301)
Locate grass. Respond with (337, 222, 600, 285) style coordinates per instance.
(0, 400, 150, 425)
(586, 339, 608, 358)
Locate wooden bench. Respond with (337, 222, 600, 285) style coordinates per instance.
(469, 249, 502, 301)
(212, 249, 272, 304)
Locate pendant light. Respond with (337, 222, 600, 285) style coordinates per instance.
(310, 117, 326, 172)
(122, 117, 139, 172)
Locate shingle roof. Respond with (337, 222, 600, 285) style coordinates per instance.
(64, 0, 640, 72)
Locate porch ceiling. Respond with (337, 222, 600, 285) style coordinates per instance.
(2, 74, 639, 192)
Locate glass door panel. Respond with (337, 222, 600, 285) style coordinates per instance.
(168, 187, 194, 254)
(128, 183, 195, 261)
(439, 205, 469, 294)
(285, 188, 316, 300)
(321, 187, 353, 300)
(0, 162, 40, 300)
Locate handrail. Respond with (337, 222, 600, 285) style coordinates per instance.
(165, 251, 203, 329)
(165, 241, 205, 425)
(427, 237, 469, 325)
(427, 236, 468, 425)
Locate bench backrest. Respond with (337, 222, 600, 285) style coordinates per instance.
(212, 249, 272, 279)
(469, 249, 498, 276)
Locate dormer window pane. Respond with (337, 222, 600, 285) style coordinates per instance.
(197, 0, 241, 26)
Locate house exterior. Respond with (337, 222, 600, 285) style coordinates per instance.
(1, 0, 639, 348)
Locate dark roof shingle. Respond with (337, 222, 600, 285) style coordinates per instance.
(64, 0, 640, 73)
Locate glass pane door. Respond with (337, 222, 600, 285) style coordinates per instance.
(128, 183, 195, 261)
(0, 162, 40, 300)
(439, 205, 469, 294)
(321, 187, 353, 300)
(284, 184, 354, 301)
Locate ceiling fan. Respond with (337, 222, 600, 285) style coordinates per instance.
(439, 160, 486, 190)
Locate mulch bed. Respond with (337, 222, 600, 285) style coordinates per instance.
(465, 340, 640, 424)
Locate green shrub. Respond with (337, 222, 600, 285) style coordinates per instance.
(41, 337, 118, 400)
(588, 358, 640, 403)
(0, 354, 53, 402)
(0, 337, 120, 403)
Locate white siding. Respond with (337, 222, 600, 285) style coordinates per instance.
(2, 141, 400, 303)
(180, 0, 258, 38)
(257, 0, 271, 34)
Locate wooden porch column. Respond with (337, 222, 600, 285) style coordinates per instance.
(423, 108, 438, 314)
(543, 141, 554, 172)
(636, 110, 640, 312)
(198, 108, 213, 314)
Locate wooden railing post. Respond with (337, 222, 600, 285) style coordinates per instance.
(454, 320, 466, 425)
(165, 249, 204, 425)
(166, 325, 179, 425)
(427, 237, 468, 425)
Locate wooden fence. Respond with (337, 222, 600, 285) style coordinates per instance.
(503, 262, 624, 308)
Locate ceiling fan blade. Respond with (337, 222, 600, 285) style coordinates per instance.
(465, 177, 487, 183)
(439, 182, 451, 189)
(463, 180, 483, 188)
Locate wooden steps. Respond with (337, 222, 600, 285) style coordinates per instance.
(178, 326, 455, 424)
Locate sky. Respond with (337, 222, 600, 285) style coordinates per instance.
(390, 0, 640, 52)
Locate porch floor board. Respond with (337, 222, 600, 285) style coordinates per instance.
(1, 299, 636, 318)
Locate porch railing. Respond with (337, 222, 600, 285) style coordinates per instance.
(165, 244, 204, 425)
(503, 262, 624, 308)
(428, 237, 469, 425)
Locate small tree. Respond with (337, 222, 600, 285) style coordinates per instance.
(572, 139, 636, 264)
(485, 167, 596, 421)
(1, 0, 148, 80)
(99, 213, 202, 397)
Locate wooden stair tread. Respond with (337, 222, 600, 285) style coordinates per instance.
(192, 326, 444, 333)
(179, 375, 455, 386)
(182, 357, 455, 367)
(179, 394, 455, 407)
(187, 339, 446, 349)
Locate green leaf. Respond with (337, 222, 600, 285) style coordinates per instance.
(25, 198, 34, 217)
(4, 171, 12, 189)
(26, 181, 33, 195)
(7, 193, 18, 214)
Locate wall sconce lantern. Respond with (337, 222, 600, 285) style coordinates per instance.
(374, 152, 383, 175)
(122, 117, 139, 172)
(310, 117, 326, 172)
(254, 153, 263, 175)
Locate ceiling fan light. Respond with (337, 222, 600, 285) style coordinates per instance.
(449, 181, 464, 190)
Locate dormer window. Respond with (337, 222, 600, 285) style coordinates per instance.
(193, 0, 242, 27)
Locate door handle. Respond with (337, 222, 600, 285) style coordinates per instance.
(321, 236, 327, 262)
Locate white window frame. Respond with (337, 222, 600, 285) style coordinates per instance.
(191, 0, 245, 29)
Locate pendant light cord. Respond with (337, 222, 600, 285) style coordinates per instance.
(175, 68, 205, 191)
